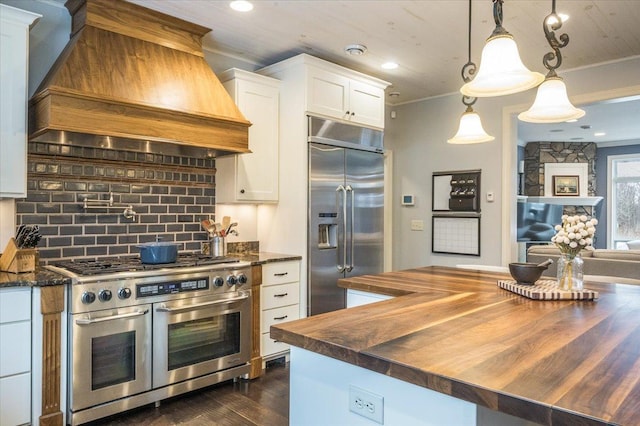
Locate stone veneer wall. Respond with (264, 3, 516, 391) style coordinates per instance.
(523, 142, 597, 196)
(16, 141, 217, 262)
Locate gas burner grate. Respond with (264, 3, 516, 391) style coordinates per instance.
(53, 254, 240, 276)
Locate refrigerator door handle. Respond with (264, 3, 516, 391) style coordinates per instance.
(346, 185, 354, 272)
(336, 185, 347, 273)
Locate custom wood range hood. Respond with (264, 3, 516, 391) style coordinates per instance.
(29, 0, 250, 157)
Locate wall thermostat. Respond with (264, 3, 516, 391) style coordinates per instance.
(401, 194, 415, 206)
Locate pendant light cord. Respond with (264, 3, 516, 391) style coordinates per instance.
(467, 0, 472, 65)
(461, 0, 477, 108)
(543, 0, 569, 77)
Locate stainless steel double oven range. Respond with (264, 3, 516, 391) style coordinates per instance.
(48, 255, 252, 425)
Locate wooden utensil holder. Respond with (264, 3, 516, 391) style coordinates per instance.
(0, 238, 37, 273)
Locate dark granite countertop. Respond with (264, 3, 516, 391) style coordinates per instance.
(0, 252, 299, 288)
(0, 267, 71, 288)
(231, 251, 302, 265)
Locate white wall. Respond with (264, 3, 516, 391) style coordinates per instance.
(386, 56, 640, 270)
(289, 347, 477, 426)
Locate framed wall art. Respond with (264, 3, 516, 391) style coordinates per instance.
(553, 175, 579, 196)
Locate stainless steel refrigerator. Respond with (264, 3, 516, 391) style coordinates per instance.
(308, 116, 384, 316)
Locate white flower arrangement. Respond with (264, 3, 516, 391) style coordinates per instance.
(551, 214, 598, 258)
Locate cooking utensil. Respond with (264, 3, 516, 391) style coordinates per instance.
(201, 219, 217, 236)
(225, 222, 238, 236)
(221, 216, 231, 232)
(14, 225, 42, 249)
(136, 241, 179, 264)
(15, 225, 26, 248)
(508, 259, 553, 285)
(213, 223, 222, 236)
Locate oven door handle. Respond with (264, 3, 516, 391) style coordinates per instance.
(155, 293, 250, 313)
(75, 309, 149, 325)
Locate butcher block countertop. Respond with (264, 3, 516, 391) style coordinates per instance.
(270, 266, 640, 425)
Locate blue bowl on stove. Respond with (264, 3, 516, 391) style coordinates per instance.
(137, 242, 178, 264)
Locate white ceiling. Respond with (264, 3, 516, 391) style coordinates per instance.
(127, 0, 640, 144)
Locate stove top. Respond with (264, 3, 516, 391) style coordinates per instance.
(52, 253, 240, 276)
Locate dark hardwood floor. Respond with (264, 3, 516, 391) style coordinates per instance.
(88, 361, 289, 426)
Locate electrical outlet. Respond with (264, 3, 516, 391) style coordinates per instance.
(410, 220, 424, 231)
(349, 385, 384, 424)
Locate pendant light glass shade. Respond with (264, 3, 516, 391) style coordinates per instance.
(448, 108, 495, 144)
(518, 76, 585, 123)
(460, 35, 544, 97)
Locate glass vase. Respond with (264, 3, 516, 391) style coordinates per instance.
(557, 253, 584, 291)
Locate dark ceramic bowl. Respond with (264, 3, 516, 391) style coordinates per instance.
(508, 262, 547, 285)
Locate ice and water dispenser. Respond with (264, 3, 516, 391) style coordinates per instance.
(318, 222, 337, 249)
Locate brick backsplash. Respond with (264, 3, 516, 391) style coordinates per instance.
(17, 142, 218, 262)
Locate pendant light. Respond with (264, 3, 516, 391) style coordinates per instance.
(448, 0, 494, 144)
(519, 0, 585, 123)
(461, 0, 544, 97)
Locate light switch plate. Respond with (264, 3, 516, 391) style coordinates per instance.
(410, 220, 424, 231)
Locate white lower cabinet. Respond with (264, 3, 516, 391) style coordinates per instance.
(346, 289, 392, 308)
(0, 287, 32, 426)
(0, 373, 31, 426)
(260, 260, 300, 362)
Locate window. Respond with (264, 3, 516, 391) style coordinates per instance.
(608, 154, 640, 248)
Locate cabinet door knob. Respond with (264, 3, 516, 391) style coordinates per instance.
(350, 112, 355, 116)
(240, 189, 245, 194)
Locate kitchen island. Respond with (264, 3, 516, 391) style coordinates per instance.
(270, 266, 640, 425)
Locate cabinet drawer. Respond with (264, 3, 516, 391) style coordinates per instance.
(262, 261, 300, 286)
(0, 372, 31, 426)
(0, 322, 31, 377)
(261, 332, 290, 357)
(0, 288, 31, 323)
(261, 304, 300, 332)
(261, 282, 299, 310)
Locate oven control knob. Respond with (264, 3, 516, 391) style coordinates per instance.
(81, 291, 96, 304)
(98, 289, 112, 302)
(213, 276, 224, 287)
(227, 275, 238, 286)
(118, 288, 132, 299)
(237, 273, 248, 286)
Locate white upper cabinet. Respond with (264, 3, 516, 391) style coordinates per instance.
(217, 69, 280, 203)
(0, 5, 40, 198)
(306, 60, 386, 129)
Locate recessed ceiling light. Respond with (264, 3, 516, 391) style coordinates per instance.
(570, 137, 584, 140)
(381, 62, 398, 70)
(594, 132, 606, 137)
(580, 125, 591, 129)
(550, 129, 564, 132)
(230, 1, 253, 12)
(388, 91, 400, 98)
(344, 44, 367, 56)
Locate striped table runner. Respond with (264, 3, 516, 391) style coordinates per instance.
(497, 279, 599, 301)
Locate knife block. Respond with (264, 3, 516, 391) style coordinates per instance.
(0, 238, 37, 273)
